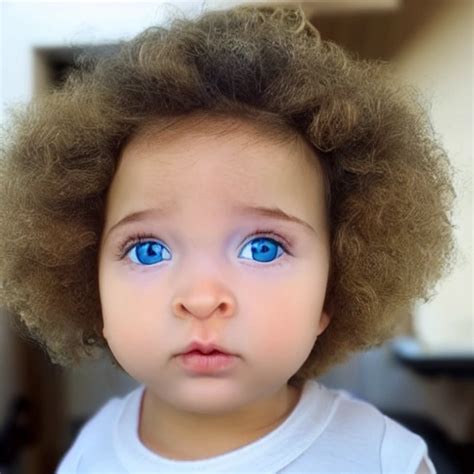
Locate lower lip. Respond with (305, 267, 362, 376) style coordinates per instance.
(177, 351, 237, 374)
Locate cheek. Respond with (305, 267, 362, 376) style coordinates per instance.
(99, 277, 167, 378)
(99, 267, 166, 351)
(249, 279, 323, 362)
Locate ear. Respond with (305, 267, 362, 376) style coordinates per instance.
(316, 310, 331, 336)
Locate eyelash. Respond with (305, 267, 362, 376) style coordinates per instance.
(115, 228, 293, 263)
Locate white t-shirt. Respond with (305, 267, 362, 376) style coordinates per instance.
(56, 379, 436, 473)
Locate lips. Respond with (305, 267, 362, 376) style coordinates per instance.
(179, 341, 234, 356)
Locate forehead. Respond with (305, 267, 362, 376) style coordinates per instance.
(104, 116, 326, 228)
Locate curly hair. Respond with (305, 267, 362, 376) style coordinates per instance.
(0, 4, 458, 386)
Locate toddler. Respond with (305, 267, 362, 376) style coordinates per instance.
(0, 4, 458, 473)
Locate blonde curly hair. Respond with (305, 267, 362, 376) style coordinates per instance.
(0, 4, 458, 387)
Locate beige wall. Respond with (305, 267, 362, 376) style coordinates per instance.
(320, 0, 474, 445)
(392, 0, 472, 352)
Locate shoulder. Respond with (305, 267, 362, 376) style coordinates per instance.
(312, 384, 434, 473)
(381, 414, 435, 473)
(55, 393, 128, 473)
(320, 385, 388, 434)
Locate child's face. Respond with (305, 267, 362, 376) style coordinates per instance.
(98, 116, 330, 414)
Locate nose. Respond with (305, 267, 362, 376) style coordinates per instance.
(171, 279, 236, 320)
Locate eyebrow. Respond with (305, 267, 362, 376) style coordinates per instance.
(104, 203, 316, 240)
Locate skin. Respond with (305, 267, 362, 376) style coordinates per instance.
(98, 116, 331, 461)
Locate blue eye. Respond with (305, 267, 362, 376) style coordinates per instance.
(123, 234, 286, 266)
(238, 237, 284, 263)
(128, 241, 171, 266)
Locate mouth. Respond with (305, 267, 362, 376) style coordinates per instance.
(177, 350, 238, 373)
(178, 341, 236, 357)
(185, 349, 227, 355)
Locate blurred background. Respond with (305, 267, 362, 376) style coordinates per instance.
(0, 0, 472, 473)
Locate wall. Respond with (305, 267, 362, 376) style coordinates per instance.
(320, 0, 473, 443)
(393, 0, 472, 353)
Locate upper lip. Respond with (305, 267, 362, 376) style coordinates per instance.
(178, 341, 235, 356)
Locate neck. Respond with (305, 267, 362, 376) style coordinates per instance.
(138, 383, 302, 461)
